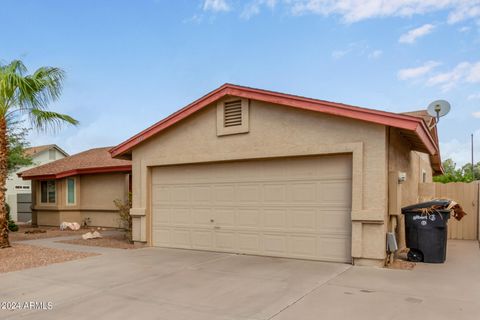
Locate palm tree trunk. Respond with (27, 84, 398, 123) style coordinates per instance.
(0, 117, 10, 248)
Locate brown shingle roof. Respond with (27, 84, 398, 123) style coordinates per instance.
(20, 147, 131, 180)
(24, 144, 68, 157)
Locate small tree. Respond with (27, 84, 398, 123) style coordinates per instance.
(434, 158, 480, 183)
(114, 192, 132, 243)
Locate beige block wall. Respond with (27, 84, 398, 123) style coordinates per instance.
(388, 128, 433, 249)
(33, 173, 129, 228)
(130, 99, 389, 265)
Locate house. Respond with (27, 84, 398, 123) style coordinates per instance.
(19, 147, 132, 228)
(110, 84, 441, 266)
(7, 144, 68, 222)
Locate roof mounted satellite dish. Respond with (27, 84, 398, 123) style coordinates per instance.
(427, 100, 451, 124)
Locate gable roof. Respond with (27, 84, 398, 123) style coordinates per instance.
(20, 147, 131, 180)
(401, 110, 442, 174)
(110, 83, 440, 164)
(25, 144, 69, 158)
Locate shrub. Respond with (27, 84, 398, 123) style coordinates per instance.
(114, 192, 132, 243)
(5, 203, 19, 232)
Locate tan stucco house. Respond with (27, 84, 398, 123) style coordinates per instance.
(20, 147, 131, 228)
(110, 84, 442, 266)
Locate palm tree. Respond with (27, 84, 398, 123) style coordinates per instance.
(0, 60, 78, 248)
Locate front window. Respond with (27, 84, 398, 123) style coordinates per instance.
(40, 180, 56, 204)
(67, 178, 76, 205)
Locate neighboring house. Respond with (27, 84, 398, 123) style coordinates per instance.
(19, 147, 131, 228)
(7, 144, 68, 222)
(110, 84, 441, 266)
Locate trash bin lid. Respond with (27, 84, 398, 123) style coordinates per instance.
(401, 199, 452, 213)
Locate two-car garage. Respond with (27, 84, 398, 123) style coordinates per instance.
(151, 154, 353, 263)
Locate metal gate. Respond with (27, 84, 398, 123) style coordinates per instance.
(17, 193, 32, 223)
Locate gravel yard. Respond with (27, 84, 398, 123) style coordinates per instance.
(9, 225, 90, 242)
(57, 234, 144, 249)
(0, 243, 98, 273)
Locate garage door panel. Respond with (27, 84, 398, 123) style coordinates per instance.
(215, 232, 236, 251)
(171, 208, 191, 225)
(289, 235, 317, 257)
(171, 229, 191, 248)
(290, 183, 317, 203)
(263, 209, 287, 229)
(192, 208, 212, 226)
(318, 236, 351, 262)
(263, 184, 286, 202)
(153, 228, 171, 246)
(213, 185, 235, 202)
(236, 209, 260, 228)
(319, 181, 352, 205)
(237, 184, 262, 202)
(288, 209, 317, 231)
(263, 234, 287, 254)
(152, 155, 352, 263)
(238, 233, 261, 252)
(191, 230, 214, 249)
(191, 186, 211, 202)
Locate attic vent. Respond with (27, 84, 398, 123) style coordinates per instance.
(224, 100, 243, 127)
(216, 98, 249, 136)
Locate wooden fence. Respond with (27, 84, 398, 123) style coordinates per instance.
(419, 182, 479, 240)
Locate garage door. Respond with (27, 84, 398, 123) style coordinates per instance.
(151, 155, 352, 263)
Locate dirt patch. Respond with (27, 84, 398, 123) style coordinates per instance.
(387, 259, 416, 270)
(57, 234, 144, 250)
(9, 225, 112, 242)
(0, 243, 98, 273)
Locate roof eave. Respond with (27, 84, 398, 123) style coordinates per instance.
(111, 84, 439, 158)
(21, 165, 132, 180)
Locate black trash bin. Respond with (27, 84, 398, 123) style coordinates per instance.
(401, 200, 451, 263)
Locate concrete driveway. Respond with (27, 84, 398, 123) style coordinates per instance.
(1, 239, 479, 320)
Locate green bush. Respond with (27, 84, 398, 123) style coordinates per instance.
(5, 203, 19, 232)
(8, 220, 19, 232)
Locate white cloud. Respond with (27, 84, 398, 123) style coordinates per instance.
(288, 0, 480, 24)
(331, 49, 350, 59)
(468, 93, 480, 100)
(399, 24, 435, 44)
(368, 50, 383, 59)
(426, 61, 480, 91)
(241, 0, 277, 19)
(397, 61, 440, 80)
(441, 130, 480, 166)
(203, 0, 230, 12)
(473, 111, 480, 118)
(459, 26, 471, 32)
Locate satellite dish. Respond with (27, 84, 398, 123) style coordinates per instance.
(427, 100, 451, 123)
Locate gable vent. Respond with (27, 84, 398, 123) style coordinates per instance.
(224, 100, 243, 127)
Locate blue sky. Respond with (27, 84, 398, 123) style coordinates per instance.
(1, 0, 480, 166)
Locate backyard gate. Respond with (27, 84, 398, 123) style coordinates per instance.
(17, 193, 32, 223)
(419, 182, 479, 240)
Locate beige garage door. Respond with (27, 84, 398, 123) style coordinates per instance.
(152, 155, 352, 263)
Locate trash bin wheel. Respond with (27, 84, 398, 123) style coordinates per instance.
(407, 249, 423, 262)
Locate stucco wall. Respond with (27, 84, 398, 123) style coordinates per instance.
(388, 128, 433, 249)
(130, 99, 389, 265)
(32, 173, 129, 228)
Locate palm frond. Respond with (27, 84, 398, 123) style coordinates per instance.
(30, 109, 79, 132)
(0, 60, 76, 133)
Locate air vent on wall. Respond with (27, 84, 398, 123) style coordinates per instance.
(224, 100, 243, 127)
